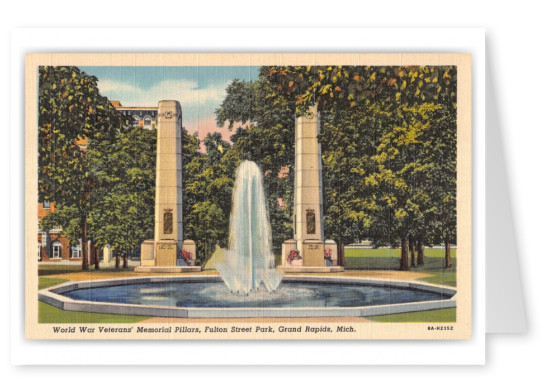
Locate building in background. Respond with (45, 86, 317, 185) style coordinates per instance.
(37, 201, 80, 262)
(110, 100, 158, 130)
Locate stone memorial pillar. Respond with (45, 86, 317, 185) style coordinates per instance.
(293, 104, 325, 266)
(137, 101, 200, 273)
(153, 101, 183, 266)
(278, 104, 343, 272)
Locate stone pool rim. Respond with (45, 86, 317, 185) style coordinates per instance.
(38, 275, 457, 318)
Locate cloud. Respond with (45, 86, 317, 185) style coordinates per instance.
(97, 79, 137, 93)
(97, 78, 229, 108)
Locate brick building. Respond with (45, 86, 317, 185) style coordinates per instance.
(37, 201, 83, 262)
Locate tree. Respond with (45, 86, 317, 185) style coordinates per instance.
(265, 65, 458, 268)
(182, 131, 238, 263)
(87, 126, 157, 268)
(363, 103, 444, 269)
(216, 74, 297, 253)
(422, 104, 457, 268)
(318, 106, 382, 265)
(38, 66, 123, 270)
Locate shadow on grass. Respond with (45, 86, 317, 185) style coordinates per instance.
(344, 248, 457, 287)
(38, 265, 135, 276)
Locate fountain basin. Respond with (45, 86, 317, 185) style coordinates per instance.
(39, 275, 456, 318)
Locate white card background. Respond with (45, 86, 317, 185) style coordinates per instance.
(9, 28, 486, 365)
(486, 47, 526, 333)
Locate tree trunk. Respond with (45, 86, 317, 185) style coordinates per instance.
(409, 236, 416, 267)
(115, 251, 120, 269)
(81, 217, 88, 271)
(94, 245, 100, 270)
(445, 240, 452, 268)
(400, 237, 409, 270)
(123, 252, 128, 269)
(337, 242, 345, 267)
(417, 241, 424, 266)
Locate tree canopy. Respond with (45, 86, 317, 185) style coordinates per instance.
(38, 65, 457, 270)
(38, 66, 124, 269)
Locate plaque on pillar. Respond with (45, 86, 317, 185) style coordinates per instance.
(156, 241, 177, 266)
(302, 240, 325, 267)
(163, 209, 173, 234)
(306, 209, 316, 234)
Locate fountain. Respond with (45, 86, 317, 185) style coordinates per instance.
(215, 160, 283, 294)
(38, 103, 456, 319)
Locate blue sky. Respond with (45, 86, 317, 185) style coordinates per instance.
(80, 66, 260, 143)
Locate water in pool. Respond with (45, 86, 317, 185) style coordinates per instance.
(63, 281, 452, 308)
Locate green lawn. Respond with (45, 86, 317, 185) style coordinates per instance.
(38, 264, 135, 276)
(38, 263, 83, 270)
(344, 247, 457, 287)
(417, 271, 457, 286)
(345, 247, 456, 259)
(365, 308, 456, 322)
(39, 302, 151, 323)
(38, 276, 150, 323)
(39, 277, 70, 290)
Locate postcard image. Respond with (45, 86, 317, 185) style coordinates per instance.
(26, 53, 471, 340)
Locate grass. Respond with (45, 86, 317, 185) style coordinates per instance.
(38, 263, 83, 269)
(38, 301, 151, 324)
(344, 247, 457, 287)
(38, 264, 135, 271)
(38, 264, 135, 276)
(39, 277, 70, 290)
(38, 276, 151, 323)
(345, 247, 456, 258)
(365, 308, 456, 322)
(417, 270, 457, 286)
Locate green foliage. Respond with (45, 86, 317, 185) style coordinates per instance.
(182, 132, 237, 263)
(215, 79, 259, 130)
(87, 126, 157, 254)
(266, 65, 457, 113)
(38, 66, 122, 207)
(364, 103, 443, 246)
(264, 65, 458, 251)
(38, 66, 124, 268)
(38, 64, 457, 270)
(186, 200, 228, 263)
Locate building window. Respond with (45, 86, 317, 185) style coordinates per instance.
(144, 116, 152, 128)
(51, 240, 62, 259)
(38, 244, 42, 261)
(43, 200, 50, 209)
(132, 115, 140, 127)
(71, 244, 82, 258)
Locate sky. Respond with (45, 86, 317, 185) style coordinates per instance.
(80, 66, 260, 144)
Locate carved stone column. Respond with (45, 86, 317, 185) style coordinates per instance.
(153, 100, 183, 266)
(294, 104, 325, 266)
